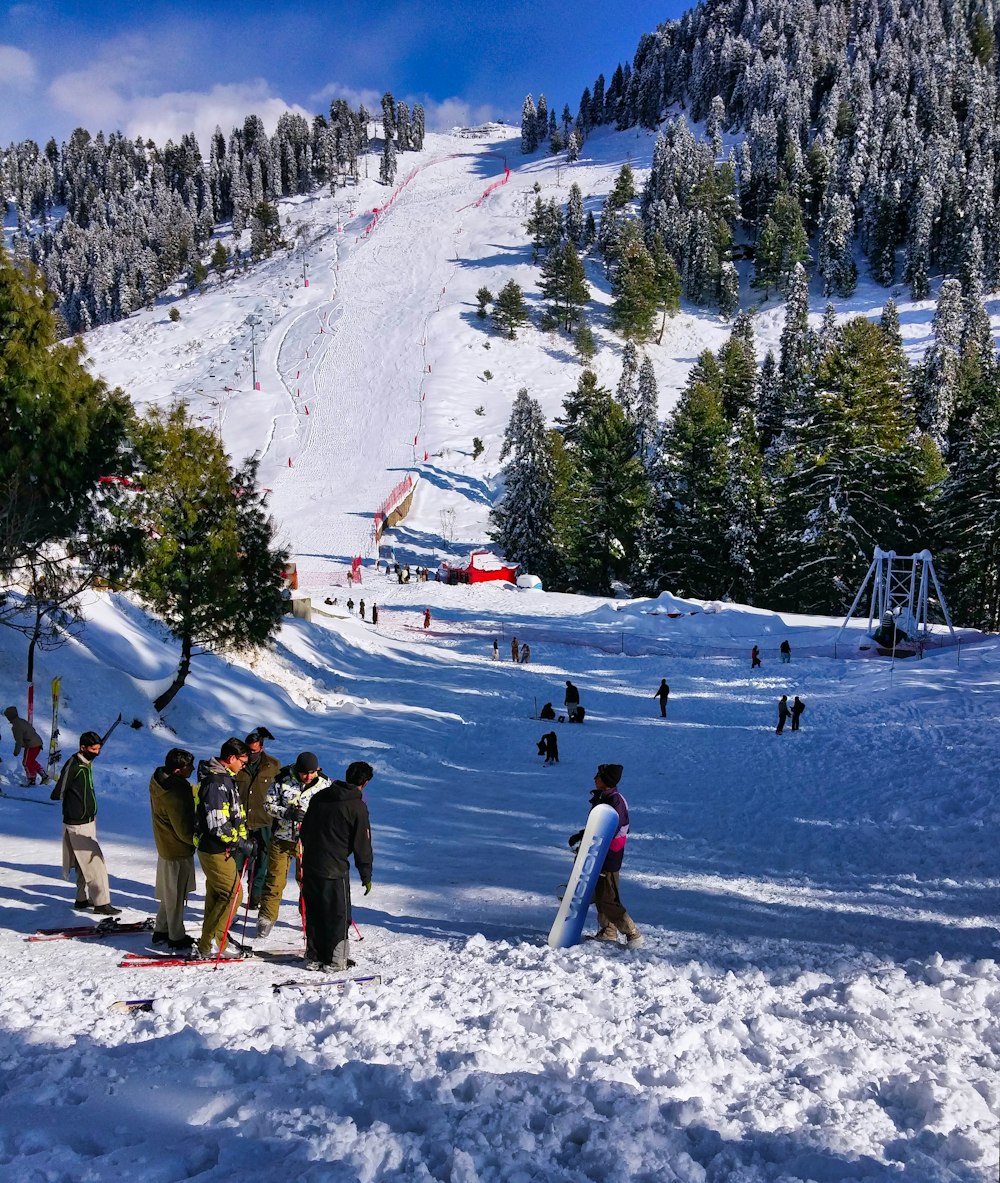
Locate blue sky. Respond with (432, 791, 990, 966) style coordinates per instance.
(0, 1, 686, 150)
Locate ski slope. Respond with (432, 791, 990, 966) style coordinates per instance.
(0, 126, 996, 1181)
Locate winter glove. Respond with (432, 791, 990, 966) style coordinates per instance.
(568, 830, 584, 849)
(363, 881, 373, 895)
(285, 802, 306, 825)
(230, 837, 255, 864)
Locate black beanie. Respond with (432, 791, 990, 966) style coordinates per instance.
(596, 763, 623, 788)
(295, 751, 320, 774)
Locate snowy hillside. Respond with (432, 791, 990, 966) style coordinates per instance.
(0, 125, 997, 1181)
(82, 125, 955, 585)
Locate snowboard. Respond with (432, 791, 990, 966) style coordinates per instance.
(547, 803, 618, 949)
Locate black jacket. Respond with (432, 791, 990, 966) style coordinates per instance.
(299, 779, 373, 882)
(55, 753, 98, 825)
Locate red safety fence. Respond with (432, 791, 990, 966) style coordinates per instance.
(373, 474, 416, 535)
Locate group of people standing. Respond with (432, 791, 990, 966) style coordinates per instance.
(46, 727, 375, 972)
(775, 696, 806, 733)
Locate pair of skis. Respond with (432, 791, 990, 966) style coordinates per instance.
(110, 974, 382, 1013)
(28, 918, 153, 942)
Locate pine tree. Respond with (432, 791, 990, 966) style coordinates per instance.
(635, 354, 660, 461)
(379, 133, 397, 186)
(539, 240, 590, 330)
(636, 371, 731, 597)
(131, 404, 287, 712)
(566, 183, 585, 244)
(488, 389, 559, 581)
(766, 317, 932, 613)
(566, 392, 647, 593)
(917, 278, 963, 448)
(0, 247, 133, 573)
(615, 342, 640, 418)
(610, 235, 658, 340)
(723, 406, 767, 603)
(492, 279, 528, 339)
(521, 96, 539, 154)
(651, 233, 682, 344)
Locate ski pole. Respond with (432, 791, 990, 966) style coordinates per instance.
(238, 844, 258, 948)
(352, 919, 364, 942)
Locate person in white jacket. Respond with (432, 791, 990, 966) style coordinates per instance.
(256, 752, 331, 939)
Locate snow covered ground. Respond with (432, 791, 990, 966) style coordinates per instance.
(0, 586, 997, 1182)
(0, 125, 997, 1180)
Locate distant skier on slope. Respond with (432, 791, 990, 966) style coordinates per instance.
(568, 764, 642, 948)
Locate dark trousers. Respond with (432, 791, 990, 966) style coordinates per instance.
(776, 716, 787, 734)
(791, 716, 801, 731)
(301, 872, 351, 964)
(658, 698, 667, 717)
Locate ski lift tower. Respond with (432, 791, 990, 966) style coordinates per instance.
(835, 548, 957, 653)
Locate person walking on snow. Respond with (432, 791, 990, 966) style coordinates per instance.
(751, 645, 762, 669)
(193, 738, 252, 959)
(359, 599, 366, 621)
(423, 607, 432, 629)
(235, 728, 280, 909)
(149, 747, 197, 949)
(568, 764, 642, 948)
(492, 639, 499, 661)
(257, 752, 332, 940)
(371, 603, 379, 626)
(791, 696, 806, 731)
(511, 636, 519, 662)
(299, 760, 375, 971)
(780, 639, 791, 664)
(4, 705, 48, 785)
(653, 679, 670, 718)
(52, 731, 121, 915)
(520, 642, 531, 664)
(347, 598, 354, 613)
(776, 695, 790, 734)
(564, 680, 580, 722)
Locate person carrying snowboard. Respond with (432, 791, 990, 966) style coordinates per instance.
(791, 696, 806, 731)
(568, 764, 642, 948)
(776, 695, 790, 734)
(653, 679, 670, 718)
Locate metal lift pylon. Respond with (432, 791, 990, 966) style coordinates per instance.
(835, 548, 957, 654)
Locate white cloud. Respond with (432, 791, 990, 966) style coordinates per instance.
(309, 81, 499, 133)
(124, 83, 313, 150)
(48, 66, 127, 131)
(0, 44, 37, 91)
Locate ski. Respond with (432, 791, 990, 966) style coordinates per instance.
(46, 676, 61, 779)
(109, 975, 381, 1013)
(119, 954, 248, 968)
(30, 918, 153, 942)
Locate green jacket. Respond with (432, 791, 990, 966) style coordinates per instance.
(55, 752, 98, 825)
(235, 751, 281, 830)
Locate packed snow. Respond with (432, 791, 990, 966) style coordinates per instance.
(1, 126, 997, 1181)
